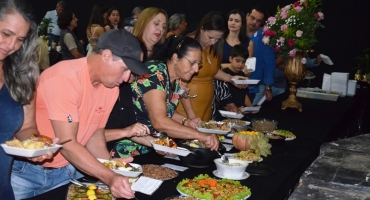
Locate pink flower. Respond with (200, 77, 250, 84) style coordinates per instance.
(264, 30, 276, 37)
(281, 24, 288, 31)
(294, 1, 300, 7)
(280, 11, 287, 19)
(314, 13, 319, 20)
(296, 30, 303, 37)
(262, 25, 268, 32)
(267, 17, 276, 24)
(289, 49, 297, 57)
(278, 37, 285, 43)
(284, 5, 291, 10)
(295, 6, 303, 12)
(262, 36, 270, 44)
(288, 39, 295, 47)
(274, 46, 280, 52)
(318, 12, 324, 20)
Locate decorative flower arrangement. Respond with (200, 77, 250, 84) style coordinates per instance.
(262, 0, 325, 57)
(38, 18, 53, 38)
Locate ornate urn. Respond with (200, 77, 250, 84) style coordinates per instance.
(281, 51, 307, 112)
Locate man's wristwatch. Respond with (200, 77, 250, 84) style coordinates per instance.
(265, 85, 272, 90)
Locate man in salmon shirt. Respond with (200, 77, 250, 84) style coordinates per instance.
(11, 29, 150, 200)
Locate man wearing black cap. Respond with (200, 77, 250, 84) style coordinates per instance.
(11, 29, 148, 200)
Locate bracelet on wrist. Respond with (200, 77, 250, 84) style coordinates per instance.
(265, 85, 271, 90)
(182, 118, 189, 125)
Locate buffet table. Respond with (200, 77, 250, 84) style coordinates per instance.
(26, 91, 359, 200)
(289, 134, 370, 200)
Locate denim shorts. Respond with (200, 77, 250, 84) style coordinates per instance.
(11, 160, 83, 200)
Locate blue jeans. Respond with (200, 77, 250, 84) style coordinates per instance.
(11, 160, 83, 200)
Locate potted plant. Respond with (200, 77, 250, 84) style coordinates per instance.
(38, 18, 53, 39)
(262, 0, 325, 111)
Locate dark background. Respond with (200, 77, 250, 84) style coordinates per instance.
(28, 0, 370, 86)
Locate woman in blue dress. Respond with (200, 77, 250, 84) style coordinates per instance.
(0, 0, 52, 198)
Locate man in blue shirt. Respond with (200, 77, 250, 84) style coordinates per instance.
(43, 1, 66, 45)
(245, 6, 275, 103)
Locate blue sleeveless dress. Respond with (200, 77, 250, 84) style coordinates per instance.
(0, 85, 23, 200)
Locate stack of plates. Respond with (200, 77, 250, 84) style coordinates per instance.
(330, 72, 349, 97)
(322, 73, 331, 91)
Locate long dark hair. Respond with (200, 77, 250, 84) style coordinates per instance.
(1, 0, 39, 104)
(152, 36, 202, 63)
(87, 4, 105, 34)
(105, 7, 123, 29)
(193, 11, 226, 58)
(225, 9, 249, 45)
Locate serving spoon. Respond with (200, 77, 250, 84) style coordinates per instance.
(217, 150, 229, 164)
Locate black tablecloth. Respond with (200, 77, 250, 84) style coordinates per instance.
(26, 91, 359, 200)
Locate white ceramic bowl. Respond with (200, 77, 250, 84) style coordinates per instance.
(214, 158, 249, 178)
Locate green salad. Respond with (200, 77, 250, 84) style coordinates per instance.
(177, 174, 251, 200)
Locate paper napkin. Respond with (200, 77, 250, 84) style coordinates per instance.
(131, 176, 163, 195)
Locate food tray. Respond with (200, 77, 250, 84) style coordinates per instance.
(97, 158, 142, 177)
(66, 182, 114, 200)
(297, 87, 340, 101)
(150, 141, 191, 157)
(1, 144, 62, 158)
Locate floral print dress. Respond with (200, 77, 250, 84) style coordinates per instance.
(131, 60, 181, 135)
(110, 60, 181, 158)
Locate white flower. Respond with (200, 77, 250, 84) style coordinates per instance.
(262, 36, 270, 44)
(301, 58, 307, 64)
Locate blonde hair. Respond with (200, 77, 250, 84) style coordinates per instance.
(132, 7, 168, 45)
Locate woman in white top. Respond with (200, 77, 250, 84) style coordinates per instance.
(104, 7, 123, 31)
(86, 4, 105, 56)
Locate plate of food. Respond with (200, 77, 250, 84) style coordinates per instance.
(1, 135, 61, 158)
(142, 164, 178, 180)
(196, 121, 231, 135)
(151, 138, 191, 157)
(231, 79, 260, 85)
(164, 195, 198, 200)
(272, 130, 296, 141)
(98, 158, 142, 177)
(66, 182, 114, 200)
(219, 110, 243, 119)
(176, 174, 251, 199)
(230, 150, 263, 163)
(222, 119, 251, 127)
(240, 107, 260, 112)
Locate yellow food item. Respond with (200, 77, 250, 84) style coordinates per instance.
(88, 194, 97, 200)
(238, 131, 259, 136)
(88, 184, 97, 190)
(5, 139, 24, 148)
(24, 140, 45, 149)
(86, 189, 95, 196)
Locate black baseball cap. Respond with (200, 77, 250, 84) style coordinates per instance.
(96, 29, 150, 75)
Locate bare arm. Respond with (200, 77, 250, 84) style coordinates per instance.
(143, 89, 219, 150)
(14, 96, 39, 141)
(105, 123, 150, 142)
(248, 40, 254, 57)
(50, 120, 134, 198)
(70, 48, 84, 59)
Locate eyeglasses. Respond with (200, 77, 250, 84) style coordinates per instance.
(183, 57, 202, 67)
(248, 14, 263, 24)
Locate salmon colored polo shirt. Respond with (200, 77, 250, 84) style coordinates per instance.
(36, 58, 119, 168)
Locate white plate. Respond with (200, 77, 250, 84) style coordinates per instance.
(231, 79, 260, 85)
(240, 107, 260, 112)
(212, 170, 250, 180)
(97, 158, 142, 177)
(0, 144, 62, 158)
(150, 141, 191, 157)
(177, 186, 251, 199)
(304, 75, 316, 80)
(196, 126, 230, 135)
(219, 110, 243, 119)
(285, 136, 296, 141)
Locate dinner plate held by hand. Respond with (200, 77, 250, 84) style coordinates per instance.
(97, 158, 142, 177)
(219, 110, 243, 119)
(231, 79, 260, 85)
(0, 144, 62, 158)
(195, 126, 230, 135)
(150, 141, 191, 157)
